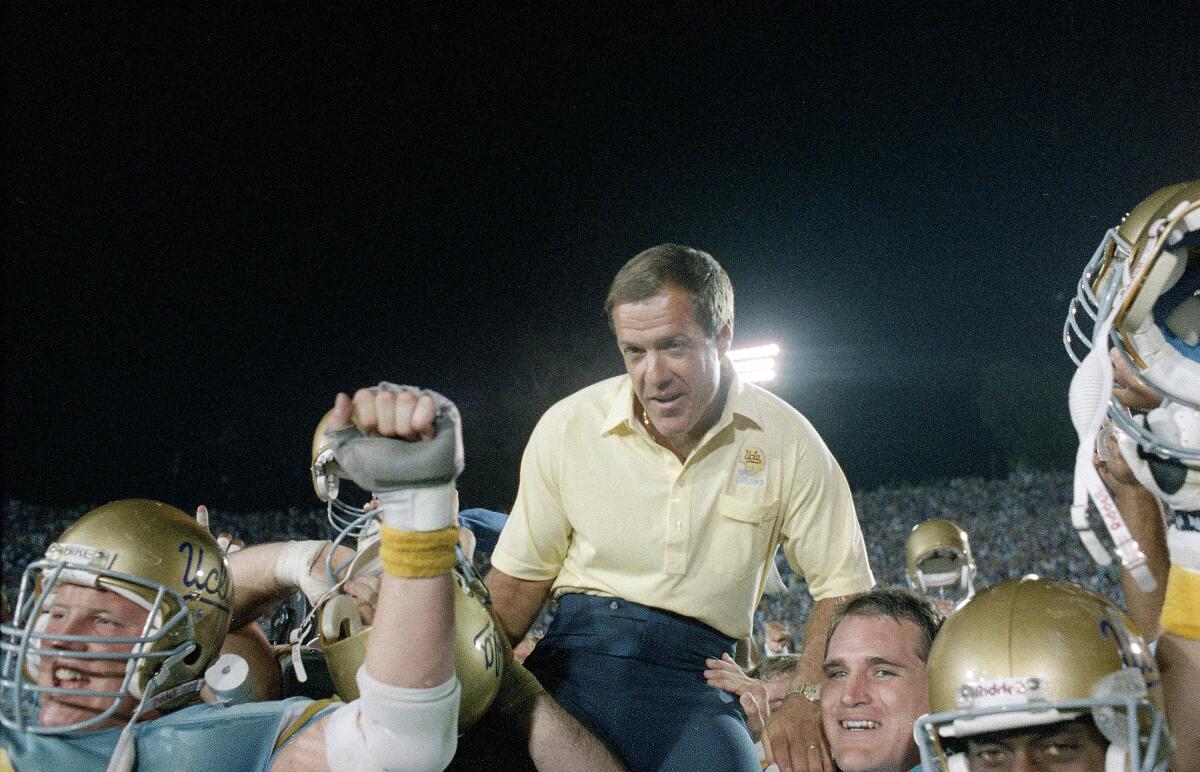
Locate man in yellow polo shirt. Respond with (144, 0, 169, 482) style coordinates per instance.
(486, 243, 875, 772)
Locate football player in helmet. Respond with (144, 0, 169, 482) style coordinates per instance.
(915, 578, 1171, 771)
(905, 519, 976, 615)
(1064, 180, 1200, 589)
(1, 385, 465, 771)
(1064, 181, 1200, 772)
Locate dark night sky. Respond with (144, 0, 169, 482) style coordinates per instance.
(4, 3, 1199, 513)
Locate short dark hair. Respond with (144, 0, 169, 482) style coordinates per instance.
(604, 243, 735, 339)
(825, 587, 944, 662)
(748, 654, 802, 682)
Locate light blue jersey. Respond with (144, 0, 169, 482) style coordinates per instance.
(2, 696, 337, 771)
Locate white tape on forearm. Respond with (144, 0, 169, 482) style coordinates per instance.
(377, 485, 456, 532)
(272, 540, 333, 604)
(323, 666, 460, 772)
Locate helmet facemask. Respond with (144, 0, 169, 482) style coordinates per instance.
(0, 500, 231, 734)
(312, 409, 381, 547)
(1, 560, 196, 733)
(906, 520, 976, 614)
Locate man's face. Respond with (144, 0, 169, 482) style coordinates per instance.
(821, 615, 928, 772)
(964, 718, 1108, 771)
(612, 285, 730, 454)
(36, 583, 150, 729)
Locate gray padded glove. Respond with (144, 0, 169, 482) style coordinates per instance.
(326, 383, 464, 493)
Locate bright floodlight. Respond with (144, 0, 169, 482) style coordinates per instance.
(727, 343, 780, 361)
(729, 343, 780, 383)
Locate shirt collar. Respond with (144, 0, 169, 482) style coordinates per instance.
(600, 365, 764, 438)
(601, 377, 639, 435)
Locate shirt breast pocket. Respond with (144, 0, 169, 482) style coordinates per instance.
(708, 494, 779, 580)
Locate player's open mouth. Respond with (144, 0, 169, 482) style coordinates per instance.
(650, 394, 684, 408)
(841, 719, 880, 731)
(54, 667, 89, 688)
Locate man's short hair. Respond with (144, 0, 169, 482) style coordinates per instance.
(604, 243, 735, 339)
(825, 587, 944, 662)
(748, 653, 802, 682)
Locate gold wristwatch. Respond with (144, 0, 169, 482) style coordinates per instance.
(788, 683, 822, 703)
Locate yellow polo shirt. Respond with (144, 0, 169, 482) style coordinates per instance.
(491, 373, 875, 639)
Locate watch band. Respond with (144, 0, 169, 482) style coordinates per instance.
(786, 682, 822, 702)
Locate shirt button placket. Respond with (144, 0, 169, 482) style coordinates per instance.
(665, 470, 687, 575)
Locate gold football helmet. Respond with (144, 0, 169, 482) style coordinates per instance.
(1064, 179, 1200, 472)
(316, 538, 504, 731)
(0, 500, 232, 733)
(1064, 181, 1200, 586)
(905, 519, 975, 613)
(1064, 182, 1198, 377)
(915, 578, 1170, 771)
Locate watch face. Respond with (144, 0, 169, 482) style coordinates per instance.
(802, 684, 821, 701)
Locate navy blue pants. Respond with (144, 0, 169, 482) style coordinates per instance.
(523, 594, 759, 772)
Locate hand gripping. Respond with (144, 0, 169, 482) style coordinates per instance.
(328, 383, 464, 532)
(327, 383, 464, 493)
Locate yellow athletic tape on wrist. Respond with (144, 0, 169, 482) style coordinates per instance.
(1161, 564, 1200, 640)
(379, 525, 459, 578)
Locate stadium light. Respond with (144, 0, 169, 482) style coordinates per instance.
(728, 343, 781, 383)
(727, 343, 780, 361)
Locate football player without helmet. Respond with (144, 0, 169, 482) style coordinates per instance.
(915, 578, 1171, 772)
(1064, 180, 1200, 590)
(905, 519, 976, 615)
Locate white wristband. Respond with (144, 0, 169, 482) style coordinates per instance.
(272, 540, 333, 604)
(377, 485, 456, 532)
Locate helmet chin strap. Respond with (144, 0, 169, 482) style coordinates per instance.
(1068, 317, 1158, 592)
(106, 644, 200, 772)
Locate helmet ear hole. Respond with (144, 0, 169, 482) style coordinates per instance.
(183, 644, 204, 667)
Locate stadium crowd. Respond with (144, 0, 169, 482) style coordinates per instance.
(756, 470, 1122, 649)
(3, 470, 1121, 653)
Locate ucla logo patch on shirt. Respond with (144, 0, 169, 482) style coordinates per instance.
(737, 446, 766, 487)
